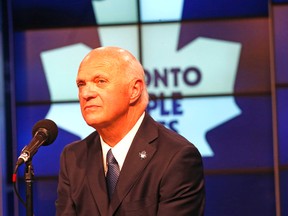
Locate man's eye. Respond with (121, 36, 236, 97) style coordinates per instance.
(77, 82, 85, 87)
(97, 79, 106, 84)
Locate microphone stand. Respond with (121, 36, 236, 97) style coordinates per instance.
(25, 160, 34, 216)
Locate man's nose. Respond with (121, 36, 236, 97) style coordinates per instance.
(80, 84, 97, 100)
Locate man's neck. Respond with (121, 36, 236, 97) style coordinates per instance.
(97, 111, 145, 147)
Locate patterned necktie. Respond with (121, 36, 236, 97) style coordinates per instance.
(106, 149, 120, 200)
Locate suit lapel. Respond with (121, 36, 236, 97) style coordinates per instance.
(108, 114, 158, 215)
(86, 132, 109, 216)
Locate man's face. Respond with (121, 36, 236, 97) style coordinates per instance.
(76, 54, 131, 129)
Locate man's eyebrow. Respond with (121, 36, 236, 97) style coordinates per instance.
(76, 78, 85, 85)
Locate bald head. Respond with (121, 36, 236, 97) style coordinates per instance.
(78, 46, 149, 106)
(81, 47, 135, 65)
(76, 46, 149, 134)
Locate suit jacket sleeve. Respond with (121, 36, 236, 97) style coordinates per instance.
(157, 145, 205, 216)
(55, 146, 77, 216)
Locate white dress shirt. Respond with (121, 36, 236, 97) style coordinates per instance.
(101, 112, 145, 175)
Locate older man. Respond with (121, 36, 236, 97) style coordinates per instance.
(56, 46, 205, 215)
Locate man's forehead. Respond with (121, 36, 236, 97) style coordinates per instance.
(77, 58, 119, 80)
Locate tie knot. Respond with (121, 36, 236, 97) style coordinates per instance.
(107, 149, 117, 165)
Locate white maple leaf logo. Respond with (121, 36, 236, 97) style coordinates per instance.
(40, 0, 242, 157)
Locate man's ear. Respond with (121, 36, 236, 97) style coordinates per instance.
(129, 79, 143, 104)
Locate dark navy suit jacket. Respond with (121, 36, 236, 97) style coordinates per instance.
(56, 113, 205, 215)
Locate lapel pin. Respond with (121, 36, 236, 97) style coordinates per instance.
(139, 151, 147, 160)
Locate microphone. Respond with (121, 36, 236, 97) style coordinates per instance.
(16, 119, 58, 166)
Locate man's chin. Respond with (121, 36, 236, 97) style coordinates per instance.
(84, 117, 99, 126)
(85, 119, 106, 129)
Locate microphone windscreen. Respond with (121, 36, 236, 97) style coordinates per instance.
(32, 119, 58, 145)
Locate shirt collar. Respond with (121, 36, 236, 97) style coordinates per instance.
(101, 112, 145, 173)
